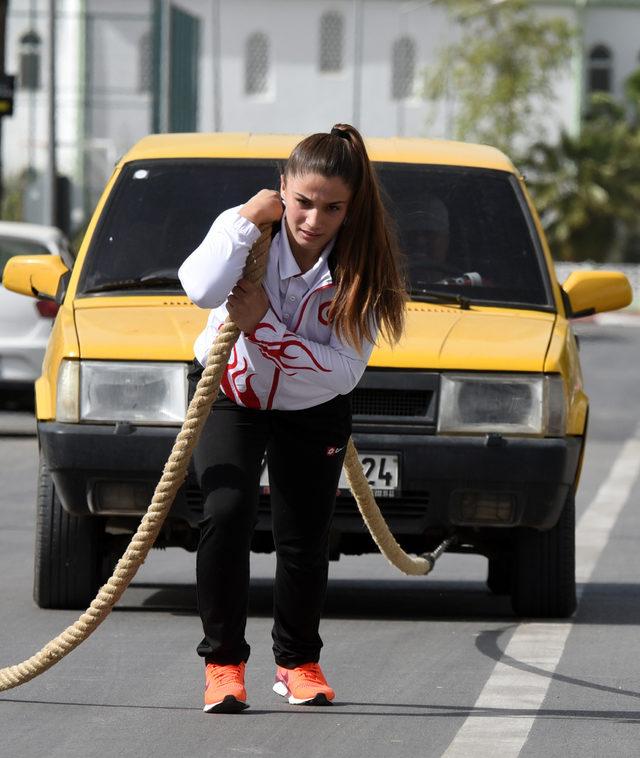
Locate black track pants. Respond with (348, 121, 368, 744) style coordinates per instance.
(188, 361, 351, 668)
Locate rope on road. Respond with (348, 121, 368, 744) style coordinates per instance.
(0, 225, 445, 693)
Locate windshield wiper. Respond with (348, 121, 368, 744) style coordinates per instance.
(410, 288, 472, 310)
(83, 274, 183, 294)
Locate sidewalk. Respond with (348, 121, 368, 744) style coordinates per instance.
(575, 310, 640, 328)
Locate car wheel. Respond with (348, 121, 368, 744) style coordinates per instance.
(33, 457, 103, 610)
(486, 553, 513, 595)
(511, 491, 576, 618)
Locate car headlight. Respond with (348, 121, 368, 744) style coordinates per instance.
(437, 373, 566, 436)
(56, 359, 187, 425)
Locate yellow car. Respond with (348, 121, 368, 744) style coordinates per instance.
(3, 133, 631, 616)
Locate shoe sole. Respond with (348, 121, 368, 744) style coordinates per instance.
(272, 680, 333, 705)
(203, 695, 249, 714)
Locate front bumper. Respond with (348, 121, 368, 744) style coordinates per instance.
(340, 430, 581, 533)
(38, 420, 582, 536)
(38, 421, 202, 526)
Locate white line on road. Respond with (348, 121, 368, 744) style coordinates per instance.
(442, 431, 640, 758)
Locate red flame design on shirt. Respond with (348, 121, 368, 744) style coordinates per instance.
(220, 345, 238, 399)
(318, 300, 332, 325)
(220, 346, 261, 408)
(248, 322, 330, 376)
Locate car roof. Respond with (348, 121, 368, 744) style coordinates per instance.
(121, 133, 517, 173)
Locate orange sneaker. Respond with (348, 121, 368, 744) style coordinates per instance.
(203, 661, 248, 713)
(272, 662, 335, 705)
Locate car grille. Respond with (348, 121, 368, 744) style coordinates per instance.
(185, 485, 429, 521)
(351, 370, 439, 430)
(352, 388, 431, 417)
(334, 494, 428, 519)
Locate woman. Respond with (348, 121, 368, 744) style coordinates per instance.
(178, 124, 406, 713)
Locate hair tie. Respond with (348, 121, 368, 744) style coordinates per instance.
(330, 126, 350, 140)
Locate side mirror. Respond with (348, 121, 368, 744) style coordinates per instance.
(561, 270, 632, 318)
(2, 254, 69, 301)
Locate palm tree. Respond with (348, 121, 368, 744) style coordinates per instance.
(523, 90, 640, 262)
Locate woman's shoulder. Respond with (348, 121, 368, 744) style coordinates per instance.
(206, 205, 261, 243)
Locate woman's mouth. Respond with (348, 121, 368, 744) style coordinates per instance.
(299, 228, 322, 241)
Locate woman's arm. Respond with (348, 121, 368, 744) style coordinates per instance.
(178, 207, 261, 308)
(247, 309, 376, 395)
(178, 191, 283, 309)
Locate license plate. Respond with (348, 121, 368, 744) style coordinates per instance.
(260, 453, 400, 493)
(338, 453, 399, 492)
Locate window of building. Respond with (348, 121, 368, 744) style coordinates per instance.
(588, 44, 612, 93)
(138, 30, 153, 93)
(245, 32, 269, 95)
(319, 11, 344, 72)
(391, 36, 415, 100)
(19, 30, 41, 91)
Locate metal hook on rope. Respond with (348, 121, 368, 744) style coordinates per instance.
(420, 535, 458, 572)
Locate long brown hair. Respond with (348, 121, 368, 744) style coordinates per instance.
(284, 124, 406, 350)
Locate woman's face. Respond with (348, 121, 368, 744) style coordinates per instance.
(280, 172, 352, 257)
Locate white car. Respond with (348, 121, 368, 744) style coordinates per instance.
(0, 221, 73, 387)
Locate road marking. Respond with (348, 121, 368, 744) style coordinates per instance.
(442, 432, 640, 757)
(575, 436, 640, 585)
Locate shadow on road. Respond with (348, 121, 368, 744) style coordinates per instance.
(474, 585, 640, 702)
(124, 577, 514, 621)
(122, 577, 640, 627)
(6, 584, 640, 714)
(2, 695, 640, 721)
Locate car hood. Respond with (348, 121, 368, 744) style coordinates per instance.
(74, 298, 208, 360)
(73, 298, 556, 372)
(370, 302, 556, 372)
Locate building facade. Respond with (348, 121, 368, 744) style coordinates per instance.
(3, 0, 640, 230)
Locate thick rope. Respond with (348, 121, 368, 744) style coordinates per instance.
(345, 439, 432, 575)
(0, 227, 271, 693)
(0, 224, 434, 692)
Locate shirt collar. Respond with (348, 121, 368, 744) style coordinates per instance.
(277, 214, 336, 287)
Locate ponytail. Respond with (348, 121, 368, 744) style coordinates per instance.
(284, 123, 406, 350)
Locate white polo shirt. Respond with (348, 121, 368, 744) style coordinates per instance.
(178, 207, 375, 410)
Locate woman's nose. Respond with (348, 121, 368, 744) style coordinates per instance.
(306, 208, 320, 228)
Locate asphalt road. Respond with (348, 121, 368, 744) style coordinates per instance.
(1, 320, 640, 758)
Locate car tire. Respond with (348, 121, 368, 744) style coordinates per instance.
(511, 491, 577, 618)
(486, 553, 513, 595)
(33, 458, 103, 610)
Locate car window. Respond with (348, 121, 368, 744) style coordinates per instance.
(378, 164, 552, 309)
(0, 237, 50, 278)
(78, 160, 282, 295)
(79, 158, 551, 309)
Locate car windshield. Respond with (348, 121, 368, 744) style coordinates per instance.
(79, 159, 552, 309)
(0, 237, 50, 278)
(381, 163, 551, 309)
